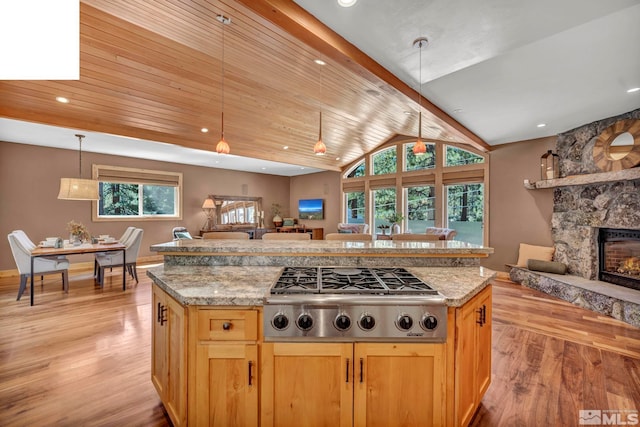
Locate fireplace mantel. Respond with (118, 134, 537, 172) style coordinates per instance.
(524, 167, 640, 190)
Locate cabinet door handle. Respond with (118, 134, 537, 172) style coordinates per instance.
(359, 358, 364, 383)
(346, 358, 350, 383)
(159, 303, 167, 326)
(223, 322, 232, 330)
(156, 302, 162, 323)
(476, 306, 483, 326)
(248, 361, 253, 386)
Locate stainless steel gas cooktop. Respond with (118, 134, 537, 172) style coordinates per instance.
(263, 267, 447, 342)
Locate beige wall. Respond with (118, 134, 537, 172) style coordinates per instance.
(482, 136, 556, 272)
(0, 141, 300, 270)
(2, 137, 558, 273)
(289, 171, 342, 234)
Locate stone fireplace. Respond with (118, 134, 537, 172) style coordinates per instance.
(552, 108, 640, 283)
(511, 109, 640, 328)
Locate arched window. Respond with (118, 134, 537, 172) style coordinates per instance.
(340, 138, 489, 244)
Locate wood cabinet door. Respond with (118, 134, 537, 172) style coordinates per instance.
(151, 286, 187, 427)
(164, 292, 187, 427)
(475, 286, 492, 399)
(353, 343, 446, 427)
(261, 342, 353, 427)
(151, 286, 167, 397)
(194, 343, 259, 427)
(455, 285, 492, 427)
(455, 298, 479, 427)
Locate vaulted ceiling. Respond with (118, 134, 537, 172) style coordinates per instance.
(0, 0, 638, 175)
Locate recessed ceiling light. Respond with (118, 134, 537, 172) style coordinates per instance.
(283, 146, 289, 150)
(537, 123, 546, 128)
(627, 87, 640, 93)
(56, 96, 69, 103)
(337, 0, 357, 7)
(335, 157, 341, 161)
(453, 108, 463, 113)
(403, 111, 412, 115)
(261, 167, 266, 170)
(314, 59, 326, 66)
(201, 128, 209, 133)
(365, 89, 380, 97)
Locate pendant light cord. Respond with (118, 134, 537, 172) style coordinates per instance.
(221, 17, 225, 137)
(76, 134, 84, 178)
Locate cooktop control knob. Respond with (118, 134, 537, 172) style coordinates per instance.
(296, 313, 313, 331)
(359, 314, 376, 330)
(421, 314, 438, 330)
(272, 313, 289, 330)
(396, 314, 413, 330)
(334, 314, 352, 331)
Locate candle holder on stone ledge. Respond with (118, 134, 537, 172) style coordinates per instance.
(540, 150, 559, 180)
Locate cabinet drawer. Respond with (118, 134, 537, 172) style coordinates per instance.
(197, 309, 258, 341)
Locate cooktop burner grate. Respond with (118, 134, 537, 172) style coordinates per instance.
(270, 266, 437, 295)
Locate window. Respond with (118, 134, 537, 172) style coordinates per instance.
(340, 137, 488, 244)
(446, 183, 484, 245)
(372, 147, 396, 175)
(345, 191, 365, 224)
(373, 187, 396, 232)
(93, 165, 182, 221)
(405, 185, 435, 233)
(346, 160, 366, 178)
(405, 142, 435, 171)
(445, 145, 484, 167)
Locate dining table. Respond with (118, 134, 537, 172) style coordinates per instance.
(29, 241, 127, 306)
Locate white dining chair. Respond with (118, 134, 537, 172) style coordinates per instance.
(95, 228, 144, 287)
(94, 226, 137, 278)
(7, 230, 70, 301)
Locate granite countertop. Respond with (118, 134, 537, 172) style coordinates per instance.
(150, 239, 494, 256)
(147, 265, 495, 308)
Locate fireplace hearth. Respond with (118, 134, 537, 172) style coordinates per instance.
(598, 228, 640, 291)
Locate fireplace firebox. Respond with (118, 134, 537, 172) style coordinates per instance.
(598, 228, 640, 291)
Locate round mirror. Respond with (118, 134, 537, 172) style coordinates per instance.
(608, 132, 634, 160)
(592, 119, 640, 172)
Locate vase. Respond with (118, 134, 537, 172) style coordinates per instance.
(391, 223, 401, 235)
(70, 233, 82, 246)
(273, 214, 283, 227)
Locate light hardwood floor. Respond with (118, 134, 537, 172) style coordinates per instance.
(0, 266, 638, 426)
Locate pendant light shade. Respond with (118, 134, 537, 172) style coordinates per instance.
(413, 112, 427, 155)
(314, 111, 327, 155)
(412, 37, 429, 156)
(58, 134, 99, 200)
(216, 111, 230, 154)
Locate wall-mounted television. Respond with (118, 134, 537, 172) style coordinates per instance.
(298, 198, 324, 220)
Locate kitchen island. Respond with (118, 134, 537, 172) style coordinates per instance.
(148, 239, 494, 427)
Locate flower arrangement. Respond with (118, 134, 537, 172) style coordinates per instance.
(67, 220, 90, 242)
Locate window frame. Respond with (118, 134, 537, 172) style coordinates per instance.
(340, 137, 489, 244)
(92, 164, 183, 222)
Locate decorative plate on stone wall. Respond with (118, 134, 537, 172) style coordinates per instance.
(592, 119, 640, 172)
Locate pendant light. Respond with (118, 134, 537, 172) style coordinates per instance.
(412, 37, 428, 156)
(314, 111, 327, 155)
(314, 60, 327, 155)
(215, 14, 231, 155)
(58, 134, 99, 200)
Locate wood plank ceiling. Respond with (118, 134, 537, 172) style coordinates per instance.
(0, 0, 488, 172)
